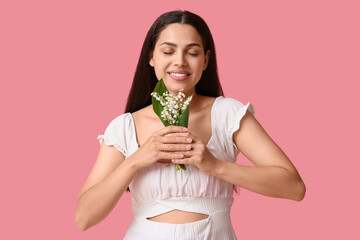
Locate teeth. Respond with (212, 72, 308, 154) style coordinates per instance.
(170, 73, 188, 77)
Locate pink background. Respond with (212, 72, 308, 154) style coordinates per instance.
(1, 0, 359, 239)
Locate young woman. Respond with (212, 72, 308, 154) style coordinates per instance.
(75, 10, 306, 239)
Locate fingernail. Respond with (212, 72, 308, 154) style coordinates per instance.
(179, 154, 184, 158)
(186, 145, 191, 150)
(187, 138, 192, 143)
(183, 127, 188, 131)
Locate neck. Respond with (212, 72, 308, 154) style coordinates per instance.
(188, 92, 203, 113)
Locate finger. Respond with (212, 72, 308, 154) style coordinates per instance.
(166, 132, 191, 137)
(161, 143, 192, 152)
(171, 131, 200, 143)
(160, 152, 184, 160)
(156, 126, 188, 136)
(171, 157, 191, 164)
(160, 136, 192, 144)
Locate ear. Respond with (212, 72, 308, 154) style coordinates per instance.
(203, 50, 210, 71)
(149, 52, 154, 67)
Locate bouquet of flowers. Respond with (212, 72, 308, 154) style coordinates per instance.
(151, 78, 193, 171)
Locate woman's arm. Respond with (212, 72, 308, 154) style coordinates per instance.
(75, 126, 189, 230)
(74, 143, 139, 230)
(211, 111, 306, 201)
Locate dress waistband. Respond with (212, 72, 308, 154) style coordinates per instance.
(132, 196, 234, 218)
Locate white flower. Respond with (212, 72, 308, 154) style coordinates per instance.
(151, 89, 193, 125)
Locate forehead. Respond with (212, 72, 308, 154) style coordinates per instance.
(156, 23, 203, 47)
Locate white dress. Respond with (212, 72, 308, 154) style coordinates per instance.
(98, 96, 255, 240)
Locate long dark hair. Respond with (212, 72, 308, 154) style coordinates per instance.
(124, 10, 227, 192)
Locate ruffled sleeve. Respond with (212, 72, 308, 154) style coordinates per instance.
(214, 97, 255, 159)
(97, 113, 132, 157)
(226, 98, 255, 151)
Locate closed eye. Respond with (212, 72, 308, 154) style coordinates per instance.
(163, 52, 198, 56)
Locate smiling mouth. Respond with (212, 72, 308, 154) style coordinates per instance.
(168, 72, 191, 77)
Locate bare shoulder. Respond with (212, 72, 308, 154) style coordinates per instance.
(130, 105, 165, 147)
(196, 94, 217, 111)
(131, 105, 155, 122)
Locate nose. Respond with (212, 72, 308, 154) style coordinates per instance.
(173, 51, 187, 66)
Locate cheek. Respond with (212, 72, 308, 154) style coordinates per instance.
(191, 57, 205, 69)
(192, 62, 205, 74)
(152, 63, 168, 79)
(153, 68, 163, 79)
(153, 56, 168, 70)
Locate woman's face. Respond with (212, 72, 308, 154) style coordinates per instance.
(149, 23, 210, 97)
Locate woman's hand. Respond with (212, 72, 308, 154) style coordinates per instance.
(170, 130, 219, 176)
(132, 126, 191, 169)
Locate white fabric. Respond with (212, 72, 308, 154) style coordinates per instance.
(97, 96, 255, 239)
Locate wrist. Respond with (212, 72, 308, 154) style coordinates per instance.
(210, 158, 226, 177)
(123, 154, 142, 173)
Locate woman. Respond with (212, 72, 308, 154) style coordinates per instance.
(75, 10, 306, 239)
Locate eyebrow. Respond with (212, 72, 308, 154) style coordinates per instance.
(160, 42, 201, 48)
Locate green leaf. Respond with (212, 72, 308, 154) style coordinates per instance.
(175, 163, 187, 171)
(176, 94, 193, 127)
(151, 79, 170, 126)
(153, 78, 167, 95)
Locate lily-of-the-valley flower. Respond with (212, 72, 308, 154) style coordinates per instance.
(151, 91, 192, 125)
(151, 79, 193, 171)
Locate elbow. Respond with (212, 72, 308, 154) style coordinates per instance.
(74, 210, 91, 231)
(293, 179, 306, 202)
